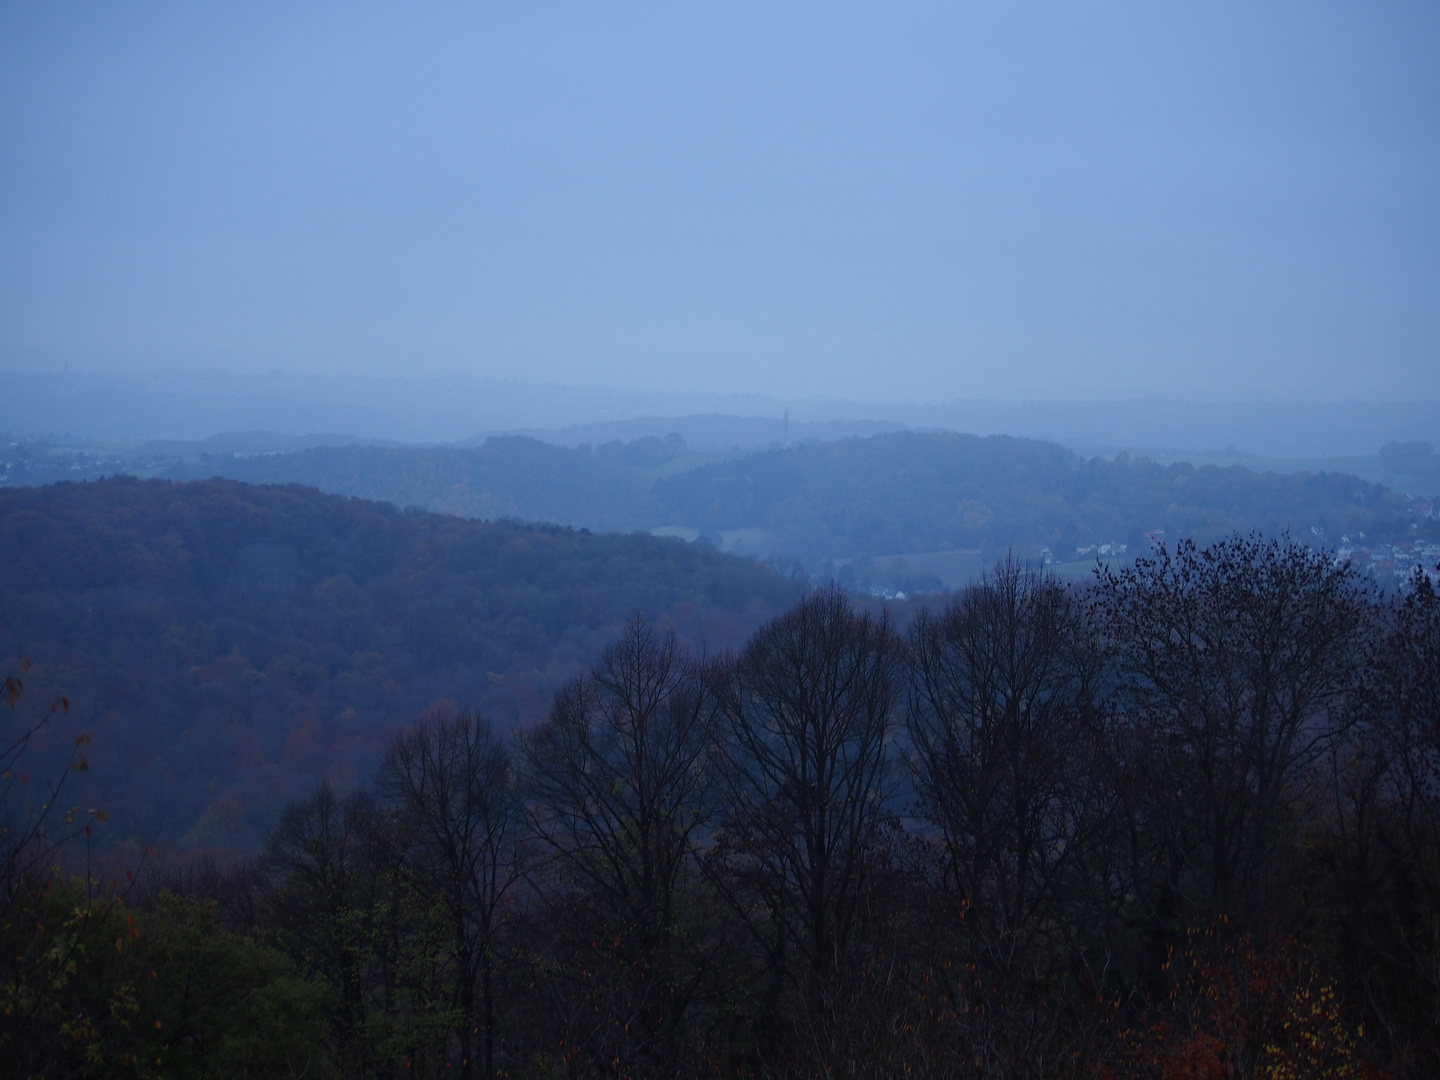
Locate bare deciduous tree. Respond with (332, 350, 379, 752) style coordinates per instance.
(908, 558, 1101, 951)
(260, 782, 373, 1071)
(905, 558, 1111, 1078)
(381, 709, 522, 1080)
(1349, 571, 1440, 1047)
(1096, 534, 1368, 930)
(712, 587, 903, 1057)
(1, 657, 81, 918)
(521, 615, 718, 1077)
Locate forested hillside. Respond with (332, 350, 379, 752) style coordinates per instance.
(6, 429, 1435, 575)
(653, 430, 1431, 562)
(0, 476, 802, 851)
(5, 542, 1438, 1078)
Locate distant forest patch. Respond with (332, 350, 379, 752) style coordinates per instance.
(4, 430, 1435, 585)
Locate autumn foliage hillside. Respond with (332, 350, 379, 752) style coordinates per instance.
(0, 476, 802, 851)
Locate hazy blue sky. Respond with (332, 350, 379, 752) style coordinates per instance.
(2, 2, 1437, 402)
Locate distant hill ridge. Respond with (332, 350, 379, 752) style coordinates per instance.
(4, 428, 1435, 581)
(9, 370, 1439, 455)
(486, 412, 907, 450)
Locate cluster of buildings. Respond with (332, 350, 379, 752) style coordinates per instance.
(1335, 536, 1440, 587)
(1059, 541, 1130, 563)
(866, 585, 910, 601)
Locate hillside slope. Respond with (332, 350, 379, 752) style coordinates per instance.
(0, 477, 801, 851)
(652, 431, 1430, 563)
(6, 431, 1434, 577)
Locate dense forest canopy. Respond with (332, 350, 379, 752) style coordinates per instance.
(4, 542, 1438, 1078)
(0, 476, 803, 851)
(6, 431, 1435, 577)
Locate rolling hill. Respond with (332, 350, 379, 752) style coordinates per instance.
(0, 476, 802, 852)
(6, 429, 1435, 588)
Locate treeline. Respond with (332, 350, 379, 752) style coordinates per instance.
(167, 438, 656, 533)
(655, 431, 1432, 562)
(0, 437, 657, 533)
(5, 535, 1437, 1078)
(0, 477, 803, 850)
(167, 430, 1440, 562)
(8, 431, 1434, 570)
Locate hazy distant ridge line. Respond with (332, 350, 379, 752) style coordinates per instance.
(5, 370, 1439, 458)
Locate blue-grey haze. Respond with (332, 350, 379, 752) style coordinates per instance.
(7, 370, 1439, 461)
(2, 2, 1437, 405)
